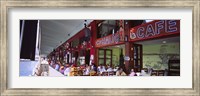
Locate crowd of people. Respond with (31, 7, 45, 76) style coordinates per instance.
(32, 58, 163, 76)
(48, 58, 161, 76)
(31, 57, 155, 76)
(48, 60, 145, 76)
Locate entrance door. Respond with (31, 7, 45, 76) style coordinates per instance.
(98, 49, 112, 66)
(132, 44, 143, 72)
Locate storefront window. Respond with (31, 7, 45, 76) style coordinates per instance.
(106, 50, 111, 58)
(132, 44, 143, 72)
(99, 59, 104, 65)
(99, 50, 104, 58)
(106, 59, 111, 65)
(98, 49, 112, 66)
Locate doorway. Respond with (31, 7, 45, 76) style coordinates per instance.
(98, 49, 112, 66)
(131, 44, 143, 72)
(85, 50, 90, 65)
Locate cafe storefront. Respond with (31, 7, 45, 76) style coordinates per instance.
(94, 20, 145, 70)
(94, 20, 180, 75)
(127, 20, 180, 75)
(48, 20, 180, 76)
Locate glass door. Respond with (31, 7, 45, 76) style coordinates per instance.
(133, 44, 143, 72)
(98, 49, 112, 66)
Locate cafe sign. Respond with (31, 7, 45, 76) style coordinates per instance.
(95, 32, 124, 48)
(129, 20, 180, 41)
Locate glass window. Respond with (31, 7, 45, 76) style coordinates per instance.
(106, 59, 111, 65)
(99, 50, 104, 58)
(98, 49, 112, 66)
(106, 50, 111, 58)
(99, 59, 104, 65)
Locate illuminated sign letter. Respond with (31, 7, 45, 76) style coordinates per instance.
(166, 20, 177, 33)
(137, 27, 145, 38)
(145, 24, 155, 37)
(155, 20, 164, 35)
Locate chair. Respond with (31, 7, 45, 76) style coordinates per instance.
(151, 71, 157, 76)
(157, 70, 164, 76)
(102, 72, 108, 76)
(108, 71, 114, 76)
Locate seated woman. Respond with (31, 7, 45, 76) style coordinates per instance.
(129, 69, 135, 76)
(116, 67, 126, 76)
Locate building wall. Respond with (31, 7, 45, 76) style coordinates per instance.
(142, 43, 180, 70)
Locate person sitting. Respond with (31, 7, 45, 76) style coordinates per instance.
(83, 65, 91, 75)
(97, 64, 106, 75)
(140, 69, 147, 76)
(50, 60, 54, 66)
(89, 68, 97, 76)
(116, 67, 126, 76)
(113, 66, 119, 72)
(54, 61, 60, 71)
(59, 66, 65, 74)
(91, 64, 97, 72)
(69, 64, 79, 76)
(107, 66, 114, 76)
(64, 64, 71, 76)
(107, 66, 113, 72)
(129, 69, 135, 76)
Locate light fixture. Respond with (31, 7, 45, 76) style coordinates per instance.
(125, 21, 128, 25)
(84, 20, 87, 27)
(162, 41, 167, 44)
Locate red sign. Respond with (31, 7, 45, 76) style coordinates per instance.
(129, 20, 180, 42)
(95, 31, 124, 48)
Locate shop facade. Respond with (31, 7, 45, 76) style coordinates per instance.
(127, 20, 180, 75)
(48, 20, 180, 75)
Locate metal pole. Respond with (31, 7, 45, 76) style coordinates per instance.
(20, 20, 25, 54)
(35, 20, 40, 60)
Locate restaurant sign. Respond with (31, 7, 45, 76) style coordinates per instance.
(129, 20, 180, 41)
(95, 32, 124, 48)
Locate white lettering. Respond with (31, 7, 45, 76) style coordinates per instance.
(145, 24, 155, 37)
(137, 27, 145, 38)
(166, 20, 177, 33)
(155, 20, 164, 34)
